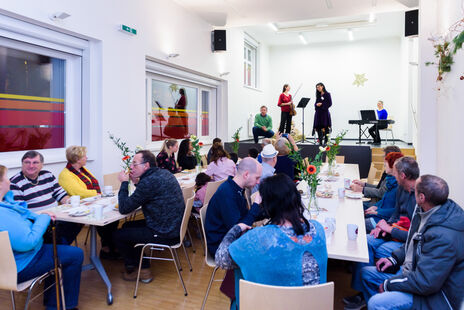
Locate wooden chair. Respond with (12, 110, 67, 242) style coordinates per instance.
(239, 279, 334, 310)
(103, 172, 121, 191)
(133, 195, 195, 298)
(201, 155, 208, 168)
(379, 116, 395, 144)
(203, 178, 227, 206)
(303, 157, 310, 167)
(199, 204, 222, 310)
(0, 231, 65, 310)
(182, 185, 197, 253)
(325, 155, 345, 164)
(366, 163, 378, 185)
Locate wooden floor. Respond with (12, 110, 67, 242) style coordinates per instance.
(0, 227, 357, 310)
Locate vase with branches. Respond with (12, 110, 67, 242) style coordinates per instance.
(231, 126, 242, 153)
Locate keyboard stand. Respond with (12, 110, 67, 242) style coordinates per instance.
(356, 123, 370, 144)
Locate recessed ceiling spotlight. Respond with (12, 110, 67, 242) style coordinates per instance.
(298, 33, 308, 45)
(167, 53, 180, 59)
(219, 72, 230, 77)
(49, 12, 71, 21)
(268, 22, 278, 32)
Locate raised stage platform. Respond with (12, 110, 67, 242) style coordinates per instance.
(224, 139, 413, 179)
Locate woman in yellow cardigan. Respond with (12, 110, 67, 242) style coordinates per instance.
(59, 146, 119, 260)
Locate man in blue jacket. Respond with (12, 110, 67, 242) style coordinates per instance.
(361, 175, 464, 310)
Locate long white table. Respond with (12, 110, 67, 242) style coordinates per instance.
(298, 163, 369, 263)
(38, 195, 136, 305)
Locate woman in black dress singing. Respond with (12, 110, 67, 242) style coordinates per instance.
(277, 84, 293, 134)
(312, 82, 332, 146)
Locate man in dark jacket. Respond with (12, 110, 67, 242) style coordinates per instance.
(205, 157, 262, 256)
(345, 156, 418, 310)
(361, 175, 464, 310)
(114, 150, 185, 282)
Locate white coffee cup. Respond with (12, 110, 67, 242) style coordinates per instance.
(338, 188, 345, 198)
(93, 204, 104, 220)
(70, 195, 80, 206)
(103, 185, 113, 196)
(347, 224, 358, 240)
(344, 178, 351, 189)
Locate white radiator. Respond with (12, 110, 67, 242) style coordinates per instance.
(248, 113, 254, 137)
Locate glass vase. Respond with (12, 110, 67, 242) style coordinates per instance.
(308, 186, 319, 214)
(328, 159, 336, 176)
(196, 164, 201, 173)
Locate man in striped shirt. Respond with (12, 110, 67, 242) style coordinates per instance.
(10, 151, 70, 210)
(9, 151, 81, 245)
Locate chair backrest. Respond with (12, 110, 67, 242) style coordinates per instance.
(303, 157, 310, 167)
(325, 155, 345, 164)
(367, 163, 377, 184)
(201, 155, 208, 168)
(203, 178, 227, 206)
(199, 204, 212, 258)
(239, 279, 334, 310)
(182, 184, 195, 204)
(0, 231, 18, 290)
(104, 172, 121, 191)
(179, 195, 195, 244)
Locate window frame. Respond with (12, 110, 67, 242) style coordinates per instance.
(0, 13, 92, 169)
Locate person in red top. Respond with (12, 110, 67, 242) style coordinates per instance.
(277, 84, 293, 134)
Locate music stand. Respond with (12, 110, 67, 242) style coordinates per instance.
(297, 97, 311, 143)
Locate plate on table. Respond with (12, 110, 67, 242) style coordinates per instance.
(69, 208, 91, 217)
(316, 191, 334, 198)
(82, 196, 97, 203)
(345, 191, 363, 199)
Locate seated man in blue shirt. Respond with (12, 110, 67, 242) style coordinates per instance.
(205, 157, 263, 256)
(369, 100, 388, 145)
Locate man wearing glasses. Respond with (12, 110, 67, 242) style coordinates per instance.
(114, 150, 185, 283)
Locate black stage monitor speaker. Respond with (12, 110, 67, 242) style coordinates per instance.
(212, 30, 226, 52)
(405, 9, 418, 37)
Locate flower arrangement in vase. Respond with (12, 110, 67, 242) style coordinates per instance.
(325, 130, 347, 175)
(108, 132, 142, 172)
(190, 134, 203, 171)
(231, 126, 242, 153)
(288, 143, 325, 212)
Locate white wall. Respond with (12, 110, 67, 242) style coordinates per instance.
(0, 0, 268, 181)
(430, 0, 464, 205)
(267, 38, 410, 141)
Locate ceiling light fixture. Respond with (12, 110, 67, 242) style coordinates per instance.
(268, 22, 278, 32)
(369, 12, 376, 23)
(49, 12, 71, 21)
(167, 53, 180, 59)
(348, 29, 354, 41)
(219, 72, 230, 77)
(298, 33, 308, 45)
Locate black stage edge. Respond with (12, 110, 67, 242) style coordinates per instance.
(225, 141, 372, 179)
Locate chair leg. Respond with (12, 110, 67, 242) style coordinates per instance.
(173, 248, 183, 272)
(186, 228, 196, 254)
(58, 267, 66, 309)
(24, 284, 34, 310)
(201, 266, 219, 310)
(10, 291, 16, 310)
(182, 244, 193, 272)
(133, 245, 148, 298)
(195, 217, 205, 256)
(168, 247, 188, 296)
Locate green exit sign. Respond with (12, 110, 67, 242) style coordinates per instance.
(119, 24, 137, 35)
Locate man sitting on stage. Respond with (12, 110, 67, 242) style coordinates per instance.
(369, 100, 388, 145)
(252, 106, 274, 144)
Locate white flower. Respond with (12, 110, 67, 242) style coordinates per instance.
(319, 146, 326, 152)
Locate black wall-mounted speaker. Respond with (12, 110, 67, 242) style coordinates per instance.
(405, 9, 419, 37)
(212, 30, 226, 52)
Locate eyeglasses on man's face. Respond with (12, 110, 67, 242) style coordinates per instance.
(131, 161, 147, 167)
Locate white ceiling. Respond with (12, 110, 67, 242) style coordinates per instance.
(244, 11, 405, 46)
(172, 0, 418, 27)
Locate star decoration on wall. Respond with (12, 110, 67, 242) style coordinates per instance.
(353, 73, 368, 87)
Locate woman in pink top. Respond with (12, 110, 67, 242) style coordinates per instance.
(205, 143, 237, 181)
(193, 172, 212, 211)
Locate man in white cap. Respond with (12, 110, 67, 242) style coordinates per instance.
(252, 144, 278, 193)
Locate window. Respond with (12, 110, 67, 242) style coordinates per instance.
(244, 41, 257, 88)
(146, 72, 217, 144)
(0, 14, 87, 167)
(0, 46, 66, 152)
